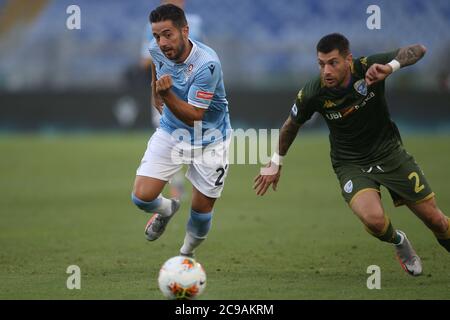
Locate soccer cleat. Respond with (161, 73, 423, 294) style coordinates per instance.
(394, 230, 423, 276)
(145, 199, 181, 241)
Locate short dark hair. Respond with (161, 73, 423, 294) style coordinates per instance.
(149, 4, 187, 29)
(316, 33, 350, 56)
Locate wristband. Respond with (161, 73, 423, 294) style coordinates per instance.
(271, 152, 284, 166)
(387, 59, 401, 73)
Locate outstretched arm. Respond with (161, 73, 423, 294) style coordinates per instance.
(365, 44, 427, 85)
(395, 44, 427, 68)
(253, 116, 301, 196)
(278, 116, 301, 156)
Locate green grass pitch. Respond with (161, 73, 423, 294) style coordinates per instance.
(0, 132, 449, 299)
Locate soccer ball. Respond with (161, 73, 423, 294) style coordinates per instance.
(158, 256, 206, 300)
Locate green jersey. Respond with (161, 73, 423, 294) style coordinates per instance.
(290, 50, 402, 167)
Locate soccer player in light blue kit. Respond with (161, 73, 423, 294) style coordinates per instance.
(132, 4, 231, 257)
(140, 0, 204, 200)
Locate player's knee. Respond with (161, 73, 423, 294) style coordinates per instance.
(132, 184, 158, 202)
(364, 214, 386, 235)
(192, 204, 214, 214)
(191, 193, 216, 213)
(428, 213, 449, 234)
(419, 201, 445, 230)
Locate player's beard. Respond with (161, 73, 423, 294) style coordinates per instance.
(165, 40, 187, 63)
(322, 75, 338, 88)
(334, 73, 347, 88)
(323, 70, 349, 89)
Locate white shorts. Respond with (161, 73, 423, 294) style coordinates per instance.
(151, 107, 161, 129)
(136, 128, 231, 198)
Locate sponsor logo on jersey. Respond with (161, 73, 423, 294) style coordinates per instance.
(195, 90, 214, 100)
(354, 79, 368, 96)
(344, 180, 353, 193)
(325, 91, 375, 121)
(325, 111, 342, 120)
(323, 100, 336, 109)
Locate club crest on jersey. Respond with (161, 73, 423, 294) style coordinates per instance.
(344, 180, 353, 193)
(354, 79, 367, 96)
(185, 64, 194, 80)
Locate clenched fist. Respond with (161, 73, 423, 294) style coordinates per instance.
(155, 74, 173, 96)
(365, 63, 393, 86)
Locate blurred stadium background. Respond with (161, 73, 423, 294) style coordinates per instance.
(0, 0, 449, 131)
(1, 0, 450, 299)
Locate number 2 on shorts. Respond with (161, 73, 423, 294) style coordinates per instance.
(408, 171, 425, 193)
(215, 165, 228, 186)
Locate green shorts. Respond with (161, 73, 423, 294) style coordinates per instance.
(334, 148, 435, 207)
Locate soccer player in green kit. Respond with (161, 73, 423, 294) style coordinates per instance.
(254, 33, 450, 276)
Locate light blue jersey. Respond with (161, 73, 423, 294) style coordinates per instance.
(149, 39, 231, 146)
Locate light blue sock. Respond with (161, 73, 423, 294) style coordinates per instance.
(186, 209, 212, 239)
(180, 209, 213, 255)
(131, 193, 172, 216)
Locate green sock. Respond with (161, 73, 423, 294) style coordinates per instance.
(437, 239, 450, 252)
(365, 216, 400, 244)
(434, 216, 450, 252)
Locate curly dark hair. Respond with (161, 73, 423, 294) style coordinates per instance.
(317, 33, 350, 56)
(149, 4, 187, 29)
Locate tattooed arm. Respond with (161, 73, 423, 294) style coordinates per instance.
(253, 116, 301, 196)
(278, 116, 301, 156)
(395, 44, 427, 68)
(365, 44, 427, 85)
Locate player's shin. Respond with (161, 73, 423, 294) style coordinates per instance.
(433, 216, 450, 252)
(180, 209, 212, 256)
(364, 215, 402, 244)
(131, 193, 173, 217)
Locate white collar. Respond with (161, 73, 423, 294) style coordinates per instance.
(180, 39, 197, 65)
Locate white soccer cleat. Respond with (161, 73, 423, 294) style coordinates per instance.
(145, 199, 181, 241)
(394, 230, 423, 276)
